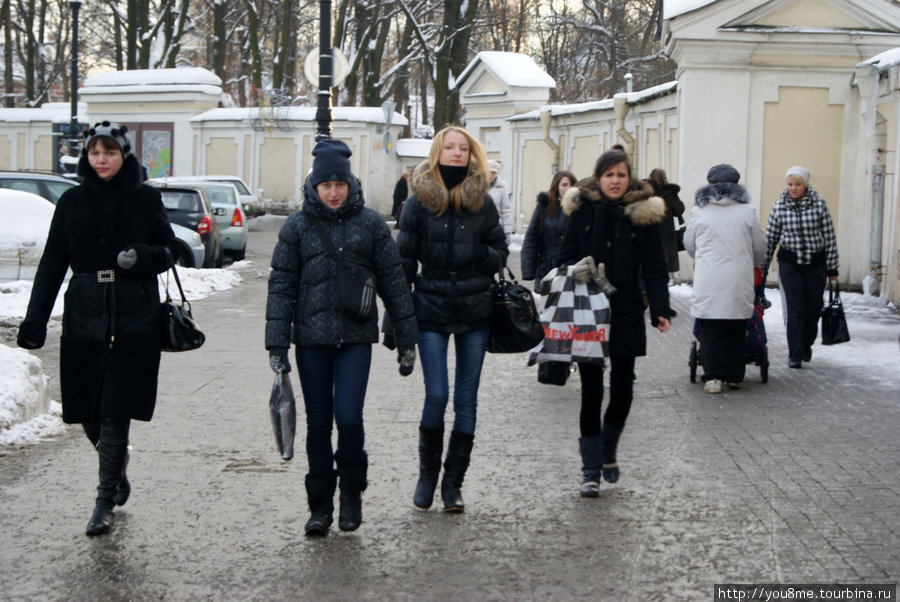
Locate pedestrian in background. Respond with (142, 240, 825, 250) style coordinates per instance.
(266, 139, 418, 536)
(644, 168, 685, 276)
(487, 159, 512, 242)
(683, 164, 766, 394)
(521, 170, 576, 287)
(17, 121, 178, 536)
(558, 149, 674, 497)
(391, 172, 409, 224)
(762, 166, 839, 368)
(396, 125, 508, 513)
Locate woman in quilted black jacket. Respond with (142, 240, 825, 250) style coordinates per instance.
(266, 139, 418, 536)
(396, 126, 508, 513)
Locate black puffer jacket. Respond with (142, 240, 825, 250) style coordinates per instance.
(559, 178, 673, 358)
(647, 180, 685, 272)
(265, 177, 417, 349)
(521, 191, 568, 283)
(396, 162, 508, 334)
(20, 153, 177, 423)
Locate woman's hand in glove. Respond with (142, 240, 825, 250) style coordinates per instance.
(397, 346, 416, 376)
(269, 347, 291, 373)
(572, 255, 597, 283)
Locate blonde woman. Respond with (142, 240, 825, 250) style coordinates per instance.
(396, 126, 509, 512)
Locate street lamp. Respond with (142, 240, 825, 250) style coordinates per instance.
(68, 0, 82, 153)
(315, 0, 333, 140)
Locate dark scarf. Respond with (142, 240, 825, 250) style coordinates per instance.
(438, 164, 468, 191)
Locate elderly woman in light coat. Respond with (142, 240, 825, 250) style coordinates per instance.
(684, 164, 766, 394)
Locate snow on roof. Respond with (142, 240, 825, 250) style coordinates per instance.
(191, 106, 409, 126)
(508, 81, 677, 121)
(456, 52, 556, 90)
(0, 103, 87, 124)
(395, 138, 432, 158)
(83, 68, 221, 88)
(664, 0, 717, 20)
(859, 46, 900, 70)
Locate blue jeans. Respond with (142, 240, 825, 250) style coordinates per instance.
(295, 344, 371, 474)
(418, 328, 489, 435)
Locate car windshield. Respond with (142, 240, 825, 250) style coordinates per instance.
(204, 186, 237, 205)
(161, 191, 202, 212)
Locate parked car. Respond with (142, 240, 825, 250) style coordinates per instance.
(170, 223, 205, 268)
(155, 179, 248, 261)
(0, 189, 57, 282)
(171, 175, 264, 217)
(0, 170, 77, 204)
(149, 183, 224, 268)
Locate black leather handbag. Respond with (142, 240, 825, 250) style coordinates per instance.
(487, 266, 544, 353)
(821, 281, 850, 345)
(160, 262, 205, 352)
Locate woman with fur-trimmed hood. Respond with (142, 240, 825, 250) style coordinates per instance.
(396, 125, 508, 514)
(558, 149, 674, 498)
(683, 164, 766, 394)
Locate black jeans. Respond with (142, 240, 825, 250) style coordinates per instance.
(697, 318, 746, 383)
(577, 355, 636, 437)
(778, 261, 826, 361)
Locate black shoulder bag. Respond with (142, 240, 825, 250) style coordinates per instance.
(820, 281, 850, 345)
(160, 257, 206, 352)
(487, 266, 544, 353)
(308, 216, 377, 321)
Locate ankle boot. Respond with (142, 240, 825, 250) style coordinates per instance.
(441, 430, 474, 513)
(578, 436, 603, 497)
(304, 471, 337, 536)
(413, 425, 444, 510)
(86, 418, 129, 536)
(336, 453, 368, 532)
(600, 424, 624, 483)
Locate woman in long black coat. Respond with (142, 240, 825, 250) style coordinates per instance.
(645, 168, 685, 274)
(558, 150, 674, 497)
(17, 122, 178, 536)
(521, 170, 576, 286)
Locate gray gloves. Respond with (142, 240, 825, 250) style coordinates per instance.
(117, 248, 138, 269)
(572, 256, 617, 296)
(572, 255, 597, 283)
(398, 346, 416, 376)
(269, 347, 291, 373)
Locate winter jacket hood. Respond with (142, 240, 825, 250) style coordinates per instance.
(695, 181, 750, 208)
(410, 161, 490, 215)
(76, 152, 144, 191)
(561, 178, 666, 226)
(302, 174, 365, 220)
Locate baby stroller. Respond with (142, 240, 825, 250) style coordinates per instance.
(689, 267, 769, 384)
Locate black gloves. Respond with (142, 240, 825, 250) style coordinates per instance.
(17, 320, 47, 350)
(269, 347, 291, 373)
(397, 345, 416, 376)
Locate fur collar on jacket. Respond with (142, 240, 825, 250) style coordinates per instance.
(695, 182, 750, 208)
(410, 161, 490, 214)
(536, 191, 550, 208)
(561, 178, 665, 226)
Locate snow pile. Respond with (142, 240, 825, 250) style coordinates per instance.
(0, 345, 64, 445)
(157, 263, 245, 301)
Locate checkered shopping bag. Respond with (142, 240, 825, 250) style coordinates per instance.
(528, 266, 610, 366)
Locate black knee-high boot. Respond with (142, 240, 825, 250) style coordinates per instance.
(83, 422, 130, 507)
(336, 452, 368, 532)
(413, 425, 443, 510)
(441, 430, 474, 512)
(86, 418, 130, 536)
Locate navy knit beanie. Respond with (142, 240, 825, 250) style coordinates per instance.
(310, 139, 353, 187)
(707, 164, 740, 184)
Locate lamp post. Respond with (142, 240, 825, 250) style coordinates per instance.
(68, 0, 82, 153)
(314, 0, 333, 140)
